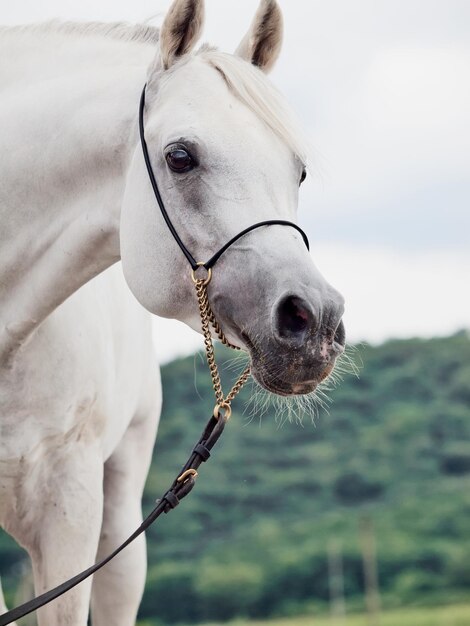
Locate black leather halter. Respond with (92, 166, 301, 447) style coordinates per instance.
(0, 86, 311, 626)
(138, 85, 310, 271)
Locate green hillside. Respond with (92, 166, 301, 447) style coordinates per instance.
(141, 332, 470, 623)
(1, 332, 470, 624)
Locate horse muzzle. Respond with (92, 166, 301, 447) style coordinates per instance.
(241, 293, 346, 396)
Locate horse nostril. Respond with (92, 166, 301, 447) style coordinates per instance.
(275, 295, 314, 340)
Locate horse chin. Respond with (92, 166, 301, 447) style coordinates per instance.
(243, 336, 337, 398)
(251, 368, 320, 397)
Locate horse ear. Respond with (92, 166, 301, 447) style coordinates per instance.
(159, 0, 205, 70)
(235, 0, 283, 73)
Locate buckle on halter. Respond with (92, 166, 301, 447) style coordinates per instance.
(177, 469, 199, 484)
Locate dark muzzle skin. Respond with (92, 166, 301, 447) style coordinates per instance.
(273, 293, 345, 355)
(245, 296, 345, 396)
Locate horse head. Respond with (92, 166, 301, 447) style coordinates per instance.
(120, 0, 345, 397)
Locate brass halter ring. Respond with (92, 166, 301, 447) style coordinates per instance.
(191, 262, 212, 286)
(213, 402, 232, 420)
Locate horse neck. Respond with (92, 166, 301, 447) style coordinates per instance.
(0, 29, 155, 361)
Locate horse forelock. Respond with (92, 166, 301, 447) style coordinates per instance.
(151, 46, 311, 167)
(199, 48, 310, 166)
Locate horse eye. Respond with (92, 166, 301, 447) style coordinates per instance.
(299, 168, 307, 186)
(165, 147, 194, 173)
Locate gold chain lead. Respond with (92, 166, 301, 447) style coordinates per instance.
(193, 274, 251, 416)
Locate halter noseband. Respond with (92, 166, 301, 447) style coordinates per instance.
(138, 85, 309, 271)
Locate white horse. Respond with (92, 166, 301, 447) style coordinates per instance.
(0, 0, 345, 624)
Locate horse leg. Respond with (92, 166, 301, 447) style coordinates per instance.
(26, 441, 104, 626)
(0, 579, 18, 626)
(90, 407, 159, 626)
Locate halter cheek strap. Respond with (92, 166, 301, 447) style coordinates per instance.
(138, 86, 310, 271)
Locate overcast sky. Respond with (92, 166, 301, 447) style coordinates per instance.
(4, 1, 469, 362)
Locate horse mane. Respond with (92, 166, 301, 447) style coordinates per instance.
(0, 20, 161, 45)
(198, 48, 310, 165)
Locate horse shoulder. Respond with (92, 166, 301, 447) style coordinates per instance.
(0, 263, 160, 477)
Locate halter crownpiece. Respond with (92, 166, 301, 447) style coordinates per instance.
(138, 85, 310, 271)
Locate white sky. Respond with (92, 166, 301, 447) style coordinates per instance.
(3, 1, 469, 362)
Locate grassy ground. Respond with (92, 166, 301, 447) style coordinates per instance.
(199, 603, 470, 626)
